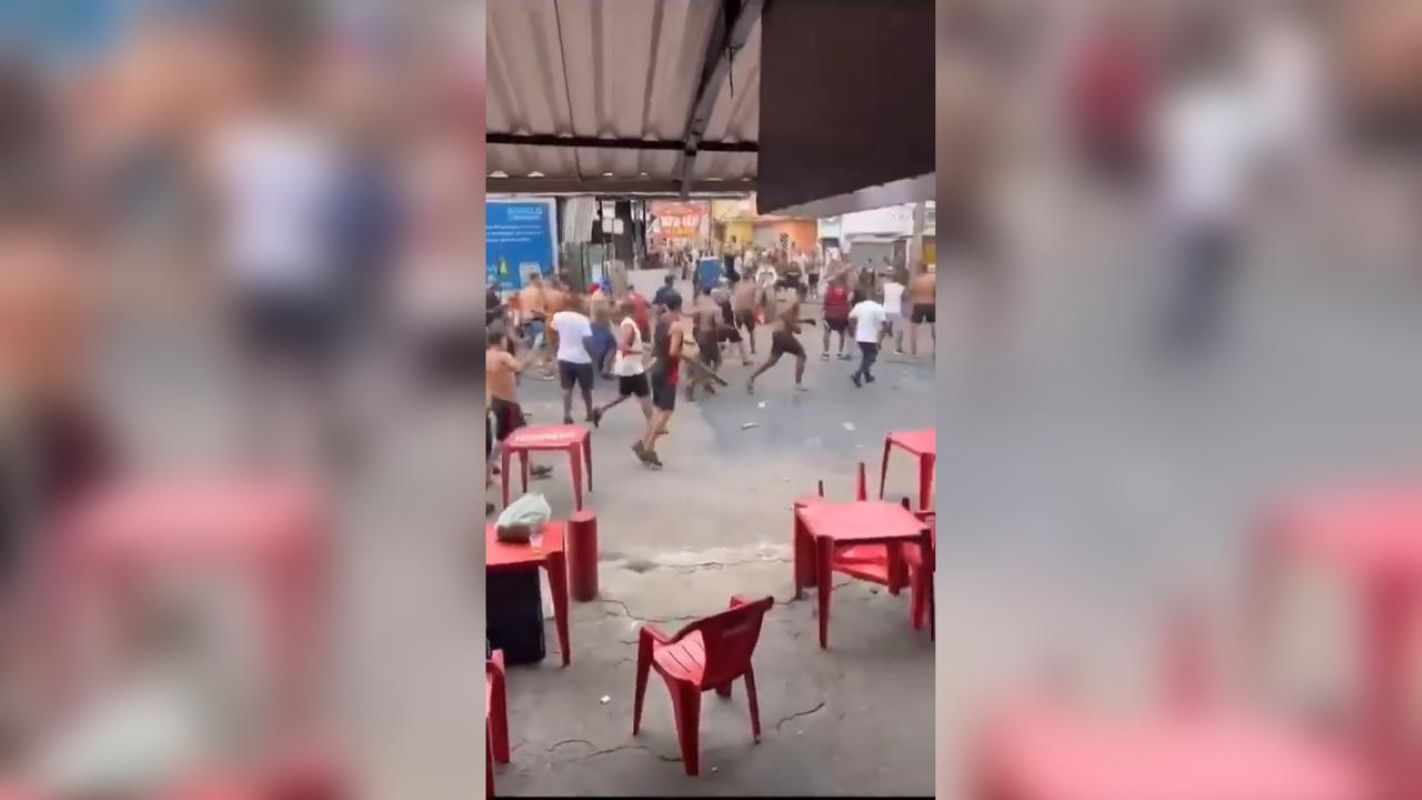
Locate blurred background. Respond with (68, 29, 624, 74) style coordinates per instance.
(0, 0, 485, 796)
(936, 0, 1422, 797)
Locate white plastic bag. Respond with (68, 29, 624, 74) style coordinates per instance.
(496, 493, 552, 541)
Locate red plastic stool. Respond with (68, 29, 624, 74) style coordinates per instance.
(567, 510, 599, 602)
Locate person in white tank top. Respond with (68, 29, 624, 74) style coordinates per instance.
(589, 300, 653, 427)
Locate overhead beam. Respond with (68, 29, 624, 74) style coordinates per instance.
(678, 0, 764, 197)
(487, 133, 757, 153)
(487, 176, 755, 196)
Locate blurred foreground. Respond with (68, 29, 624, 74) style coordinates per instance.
(939, 1, 1422, 798)
(1, 1, 483, 796)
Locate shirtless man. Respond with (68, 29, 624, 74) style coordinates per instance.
(746, 297, 816, 394)
(731, 278, 760, 355)
(711, 282, 751, 366)
(486, 328, 551, 511)
(518, 274, 554, 376)
(688, 287, 724, 400)
(542, 276, 568, 343)
(907, 262, 936, 357)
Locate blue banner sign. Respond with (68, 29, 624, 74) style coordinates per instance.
(487, 199, 557, 290)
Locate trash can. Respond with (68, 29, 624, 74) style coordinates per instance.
(487, 568, 545, 665)
(567, 510, 599, 602)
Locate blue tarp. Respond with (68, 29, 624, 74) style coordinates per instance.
(694, 257, 722, 293)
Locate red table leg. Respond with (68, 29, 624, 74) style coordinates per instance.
(1362, 577, 1418, 787)
(583, 436, 593, 494)
(921, 529, 935, 641)
(793, 509, 817, 596)
(880, 439, 893, 499)
(567, 447, 584, 511)
(500, 447, 512, 507)
(918, 454, 936, 512)
(545, 553, 572, 666)
(887, 544, 907, 595)
(817, 537, 834, 649)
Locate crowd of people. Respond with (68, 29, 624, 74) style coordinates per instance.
(484, 251, 935, 493)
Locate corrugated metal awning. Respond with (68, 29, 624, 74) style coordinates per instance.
(485, 0, 761, 196)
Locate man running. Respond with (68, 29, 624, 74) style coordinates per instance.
(712, 282, 751, 366)
(821, 276, 853, 361)
(849, 290, 887, 388)
(519, 273, 553, 377)
(686, 287, 724, 401)
(550, 294, 596, 424)
(731, 277, 760, 355)
(486, 328, 552, 510)
(907, 262, 936, 357)
(747, 297, 815, 394)
(638, 296, 686, 468)
(589, 300, 653, 429)
(881, 267, 908, 355)
(653, 273, 680, 309)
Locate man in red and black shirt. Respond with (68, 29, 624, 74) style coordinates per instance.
(820, 276, 853, 361)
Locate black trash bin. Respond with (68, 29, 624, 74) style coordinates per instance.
(487, 567, 546, 665)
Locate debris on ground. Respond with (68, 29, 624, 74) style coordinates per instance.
(843, 422, 856, 432)
(740, 422, 760, 430)
(600, 695, 610, 704)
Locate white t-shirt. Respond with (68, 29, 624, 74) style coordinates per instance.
(214, 117, 337, 294)
(551, 311, 593, 364)
(612, 318, 646, 377)
(1157, 81, 1260, 227)
(850, 300, 887, 343)
(882, 281, 906, 316)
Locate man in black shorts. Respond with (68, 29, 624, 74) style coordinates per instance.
(907, 262, 937, 357)
(746, 297, 814, 394)
(638, 296, 686, 468)
(486, 329, 552, 512)
(589, 300, 653, 428)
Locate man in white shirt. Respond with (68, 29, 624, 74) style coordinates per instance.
(1156, 24, 1261, 352)
(880, 269, 908, 355)
(550, 296, 596, 424)
(848, 294, 887, 388)
(207, 65, 342, 465)
(589, 300, 653, 427)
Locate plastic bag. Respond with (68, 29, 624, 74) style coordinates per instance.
(496, 493, 552, 542)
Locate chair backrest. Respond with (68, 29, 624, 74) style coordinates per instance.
(683, 596, 773, 688)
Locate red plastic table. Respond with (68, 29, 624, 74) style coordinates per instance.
(500, 424, 593, 510)
(1258, 487, 1422, 788)
(485, 521, 571, 666)
(880, 429, 936, 511)
(56, 477, 328, 712)
(793, 500, 931, 648)
(975, 701, 1373, 800)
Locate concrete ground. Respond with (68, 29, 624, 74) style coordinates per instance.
(489, 270, 937, 796)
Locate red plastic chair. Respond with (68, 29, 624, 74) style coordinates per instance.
(633, 595, 774, 776)
(487, 650, 509, 797)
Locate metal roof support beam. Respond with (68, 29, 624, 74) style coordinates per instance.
(487, 133, 757, 153)
(488, 176, 755, 196)
(678, 0, 763, 197)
